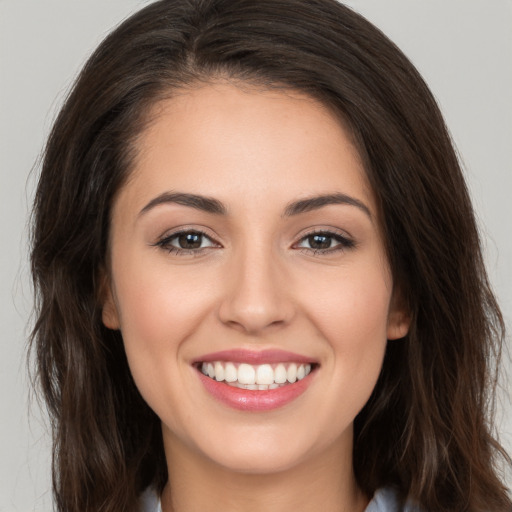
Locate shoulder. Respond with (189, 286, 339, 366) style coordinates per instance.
(365, 488, 424, 512)
(138, 486, 161, 512)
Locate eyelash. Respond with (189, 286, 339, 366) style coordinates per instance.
(294, 230, 355, 255)
(153, 229, 355, 256)
(153, 229, 218, 256)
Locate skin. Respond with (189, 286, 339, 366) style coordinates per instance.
(102, 82, 410, 512)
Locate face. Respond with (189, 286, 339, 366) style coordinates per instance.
(103, 83, 409, 475)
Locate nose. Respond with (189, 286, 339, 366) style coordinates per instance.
(217, 245, 295, 335)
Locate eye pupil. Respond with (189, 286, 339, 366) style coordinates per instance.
(309, 234, 331, 249)
(178, 232, 202, 249)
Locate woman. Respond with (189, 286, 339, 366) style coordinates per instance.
(30, 1, 511, 511)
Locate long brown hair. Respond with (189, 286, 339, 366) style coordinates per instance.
(30, 1, 511, 510)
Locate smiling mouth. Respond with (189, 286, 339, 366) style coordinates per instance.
(197, 361, 315, 390)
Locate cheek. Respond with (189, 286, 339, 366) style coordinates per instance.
(299, 262, 391, 401)
(110, 257, 217, 387)
(303, 263, 392, 346)
(114, 256, 211, 333)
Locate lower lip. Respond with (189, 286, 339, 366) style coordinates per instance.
(196, 369, 315, 411)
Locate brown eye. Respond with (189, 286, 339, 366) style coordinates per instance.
(307, 234, 333, 249)
(295, 231, 355, 253)
(177, 232, 203, 249)
(155, 230, 218, 254)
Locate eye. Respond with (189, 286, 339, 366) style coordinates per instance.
(154, 230, 219, 254)
(295, 231, 355, 254)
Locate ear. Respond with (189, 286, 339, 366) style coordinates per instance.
(386, 290, 411, 340)
(98, 269, 120, 330)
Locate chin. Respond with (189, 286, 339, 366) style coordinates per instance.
(205, 444, 311, 475)
(189, 422, 346, 476)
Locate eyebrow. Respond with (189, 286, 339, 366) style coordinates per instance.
(139, 191, 371, 219)
(283, 193, 372, 219)
(139, 192, 227, 216)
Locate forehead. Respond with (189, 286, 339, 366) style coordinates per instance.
(116, 82, 375, 219)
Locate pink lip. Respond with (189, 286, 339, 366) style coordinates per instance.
(196, 369, 315, 411)
(193, 349, 316, 365)
(193, 349, 318, 412)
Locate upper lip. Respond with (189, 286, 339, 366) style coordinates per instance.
(193, 349, 317, 365)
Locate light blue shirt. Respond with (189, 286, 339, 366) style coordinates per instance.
(139, 486, 423, 511)
(365, 487, 423, 511)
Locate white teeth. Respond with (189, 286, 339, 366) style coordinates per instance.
(200, 361, 313, 387)
(237, 363, 256, 385)
(224, 362, 237, 382)
(274, 364, 287, 384)
(287, 363, 297, 383)
(214, 362, 224, 381)
(256, 364, 274, 385)
(227, 382, 283, 390)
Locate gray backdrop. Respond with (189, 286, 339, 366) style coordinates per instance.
(1, 1, 510, 509)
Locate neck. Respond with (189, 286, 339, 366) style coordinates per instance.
(160, 427, 368, 512)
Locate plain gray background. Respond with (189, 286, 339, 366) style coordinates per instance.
(1, 1, 511, 509)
